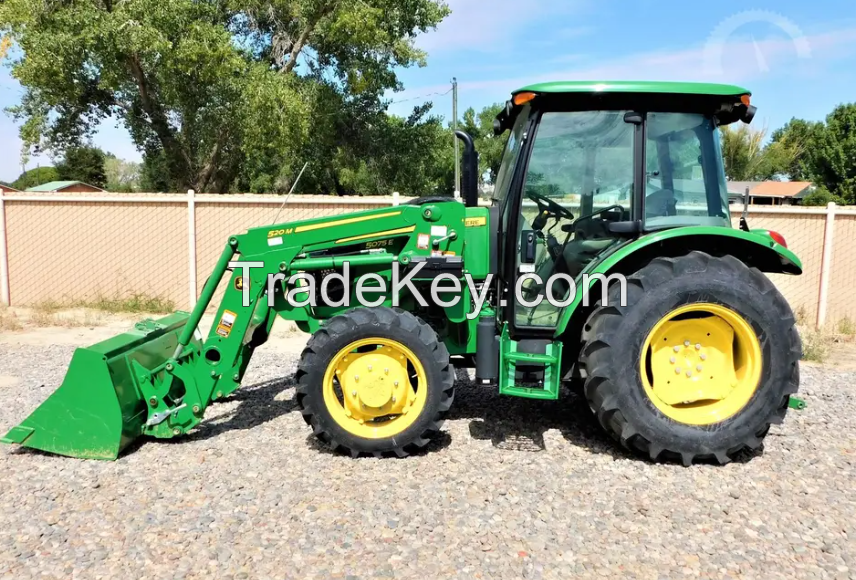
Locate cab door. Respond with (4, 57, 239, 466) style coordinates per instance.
(501, 109, 636, 337)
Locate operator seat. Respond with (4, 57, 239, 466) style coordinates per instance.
(645, 188, 677, 217)
(561, 220, 615, 278)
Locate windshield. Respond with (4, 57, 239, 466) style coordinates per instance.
(644, 112, 730, 228)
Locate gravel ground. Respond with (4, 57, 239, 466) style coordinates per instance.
(1, 339, 855, 580)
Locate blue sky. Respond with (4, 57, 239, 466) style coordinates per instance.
(1, 0, 855, 183)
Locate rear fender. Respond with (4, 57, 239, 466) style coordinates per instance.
(555, 226, 802, 338)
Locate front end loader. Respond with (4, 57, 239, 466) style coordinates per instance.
(3, 81, 803, 465)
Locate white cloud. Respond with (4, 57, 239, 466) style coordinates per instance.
(414, 24, 856, 99)
(418, 0, 589, 53)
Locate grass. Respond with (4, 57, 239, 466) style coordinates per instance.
(837, 316, 856, 337)
(794, 305, 809, 327)
(0, 306, 23, 331)
(33, 293, 175, 315)
(4, 293, 178, 329)
(800, 327, 833, 363)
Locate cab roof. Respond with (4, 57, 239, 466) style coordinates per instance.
(514, 81, 751, 97)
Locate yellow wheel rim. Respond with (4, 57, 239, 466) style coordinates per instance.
(322, 338, 428, 439)
(640, 303, 762, 426)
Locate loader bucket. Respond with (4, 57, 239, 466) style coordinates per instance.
(1, 312, 194, 460)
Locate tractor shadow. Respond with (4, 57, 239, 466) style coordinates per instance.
(448, 370, 765, 465)
(188, 376, 297, 441)
(157, 370, 763, 465)
(449, 370, 629, 460)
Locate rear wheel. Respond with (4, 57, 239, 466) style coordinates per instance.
(579, 252, 801, 466)
(296, 307, 454, 457)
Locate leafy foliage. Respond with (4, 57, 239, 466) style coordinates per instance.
(56, 146, 107, 188)
(1, 0, 450, 193)
(770, 104, 856, 204)
(800, 186, 845, 207)
(105, 155, 141, 192)
(770, 118, 824, 181)
(11, 166, 59, 190)
(811, 104, 856, 203)
(720, 125, 797, 181)
(459, 104, 506, 185)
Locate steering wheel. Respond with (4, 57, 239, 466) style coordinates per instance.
(526, 190, 574, 231)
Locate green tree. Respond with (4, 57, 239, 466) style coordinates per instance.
(800, 186, 845, 207)
(104, 155, 141, 192)
(770, 118, 824, 181)
(11, 166, 58, 190)
(1, 0, 449, 193)
(56, 146, 107, 188)
(330, 103, 455, 196)
(720, 125, 797, 181)
(812, 103, 856, 204)
(459, 103, 505, 185)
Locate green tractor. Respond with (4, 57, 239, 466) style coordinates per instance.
(2, 81, 802, 466)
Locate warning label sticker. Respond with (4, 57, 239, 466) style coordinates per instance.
(417, 233, 430, 250)
(216, 310, 237, 338)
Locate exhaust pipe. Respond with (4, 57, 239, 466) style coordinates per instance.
(454, 131, 479, 208)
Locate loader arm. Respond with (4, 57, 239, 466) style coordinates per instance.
(3, 201, 489, 459)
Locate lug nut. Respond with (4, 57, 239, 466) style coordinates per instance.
(675, 368, 682, 374)
(695, 344, 702, 350)
(352, 390, 358, 397)
(391, 397, 397, 403)
(384, 368, 389, 374)
(173, 428, 181, 436)
(696, 365, 703, 372)
(673, 346, 681, 353)
(686, 370, 693, 377)
(368, 365, 372, 371)
(394, 381, 399, 386)
(669, 356, 676, 364)
(700, 354, 707, 361)
(193, 405, 201, 413)
(354, 375, 359, 382)
(684, 340, 691, 347)
(149, 397, 157, 407)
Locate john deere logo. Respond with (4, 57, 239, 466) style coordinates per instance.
(235, 277, 244, 291)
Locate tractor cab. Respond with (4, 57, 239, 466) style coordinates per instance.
(480, 82, 759, 335)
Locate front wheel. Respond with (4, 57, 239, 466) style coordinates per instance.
(579, 252, 801, 466)
(296, 307, 455, 457)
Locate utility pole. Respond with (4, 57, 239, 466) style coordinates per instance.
(452, 77, 459, 195)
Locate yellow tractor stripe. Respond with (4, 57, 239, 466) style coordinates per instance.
(336, 226, 416, 244)
(294, 212, 402, 233)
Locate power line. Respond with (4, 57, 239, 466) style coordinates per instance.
(388, 87, 452, 105)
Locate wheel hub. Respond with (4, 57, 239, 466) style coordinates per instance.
(323, 339, 426, 436)
(640, 303, 762, 426)
(649, 316, 738, 406)
(337, 349, 410, 416)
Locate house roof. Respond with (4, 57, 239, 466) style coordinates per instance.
(751, 181, 814, 198)
(727, 181, 764, 196)
(0, 184, 21, 192)
(26, 181, 105, 192)
(726, 181, 814, 198)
